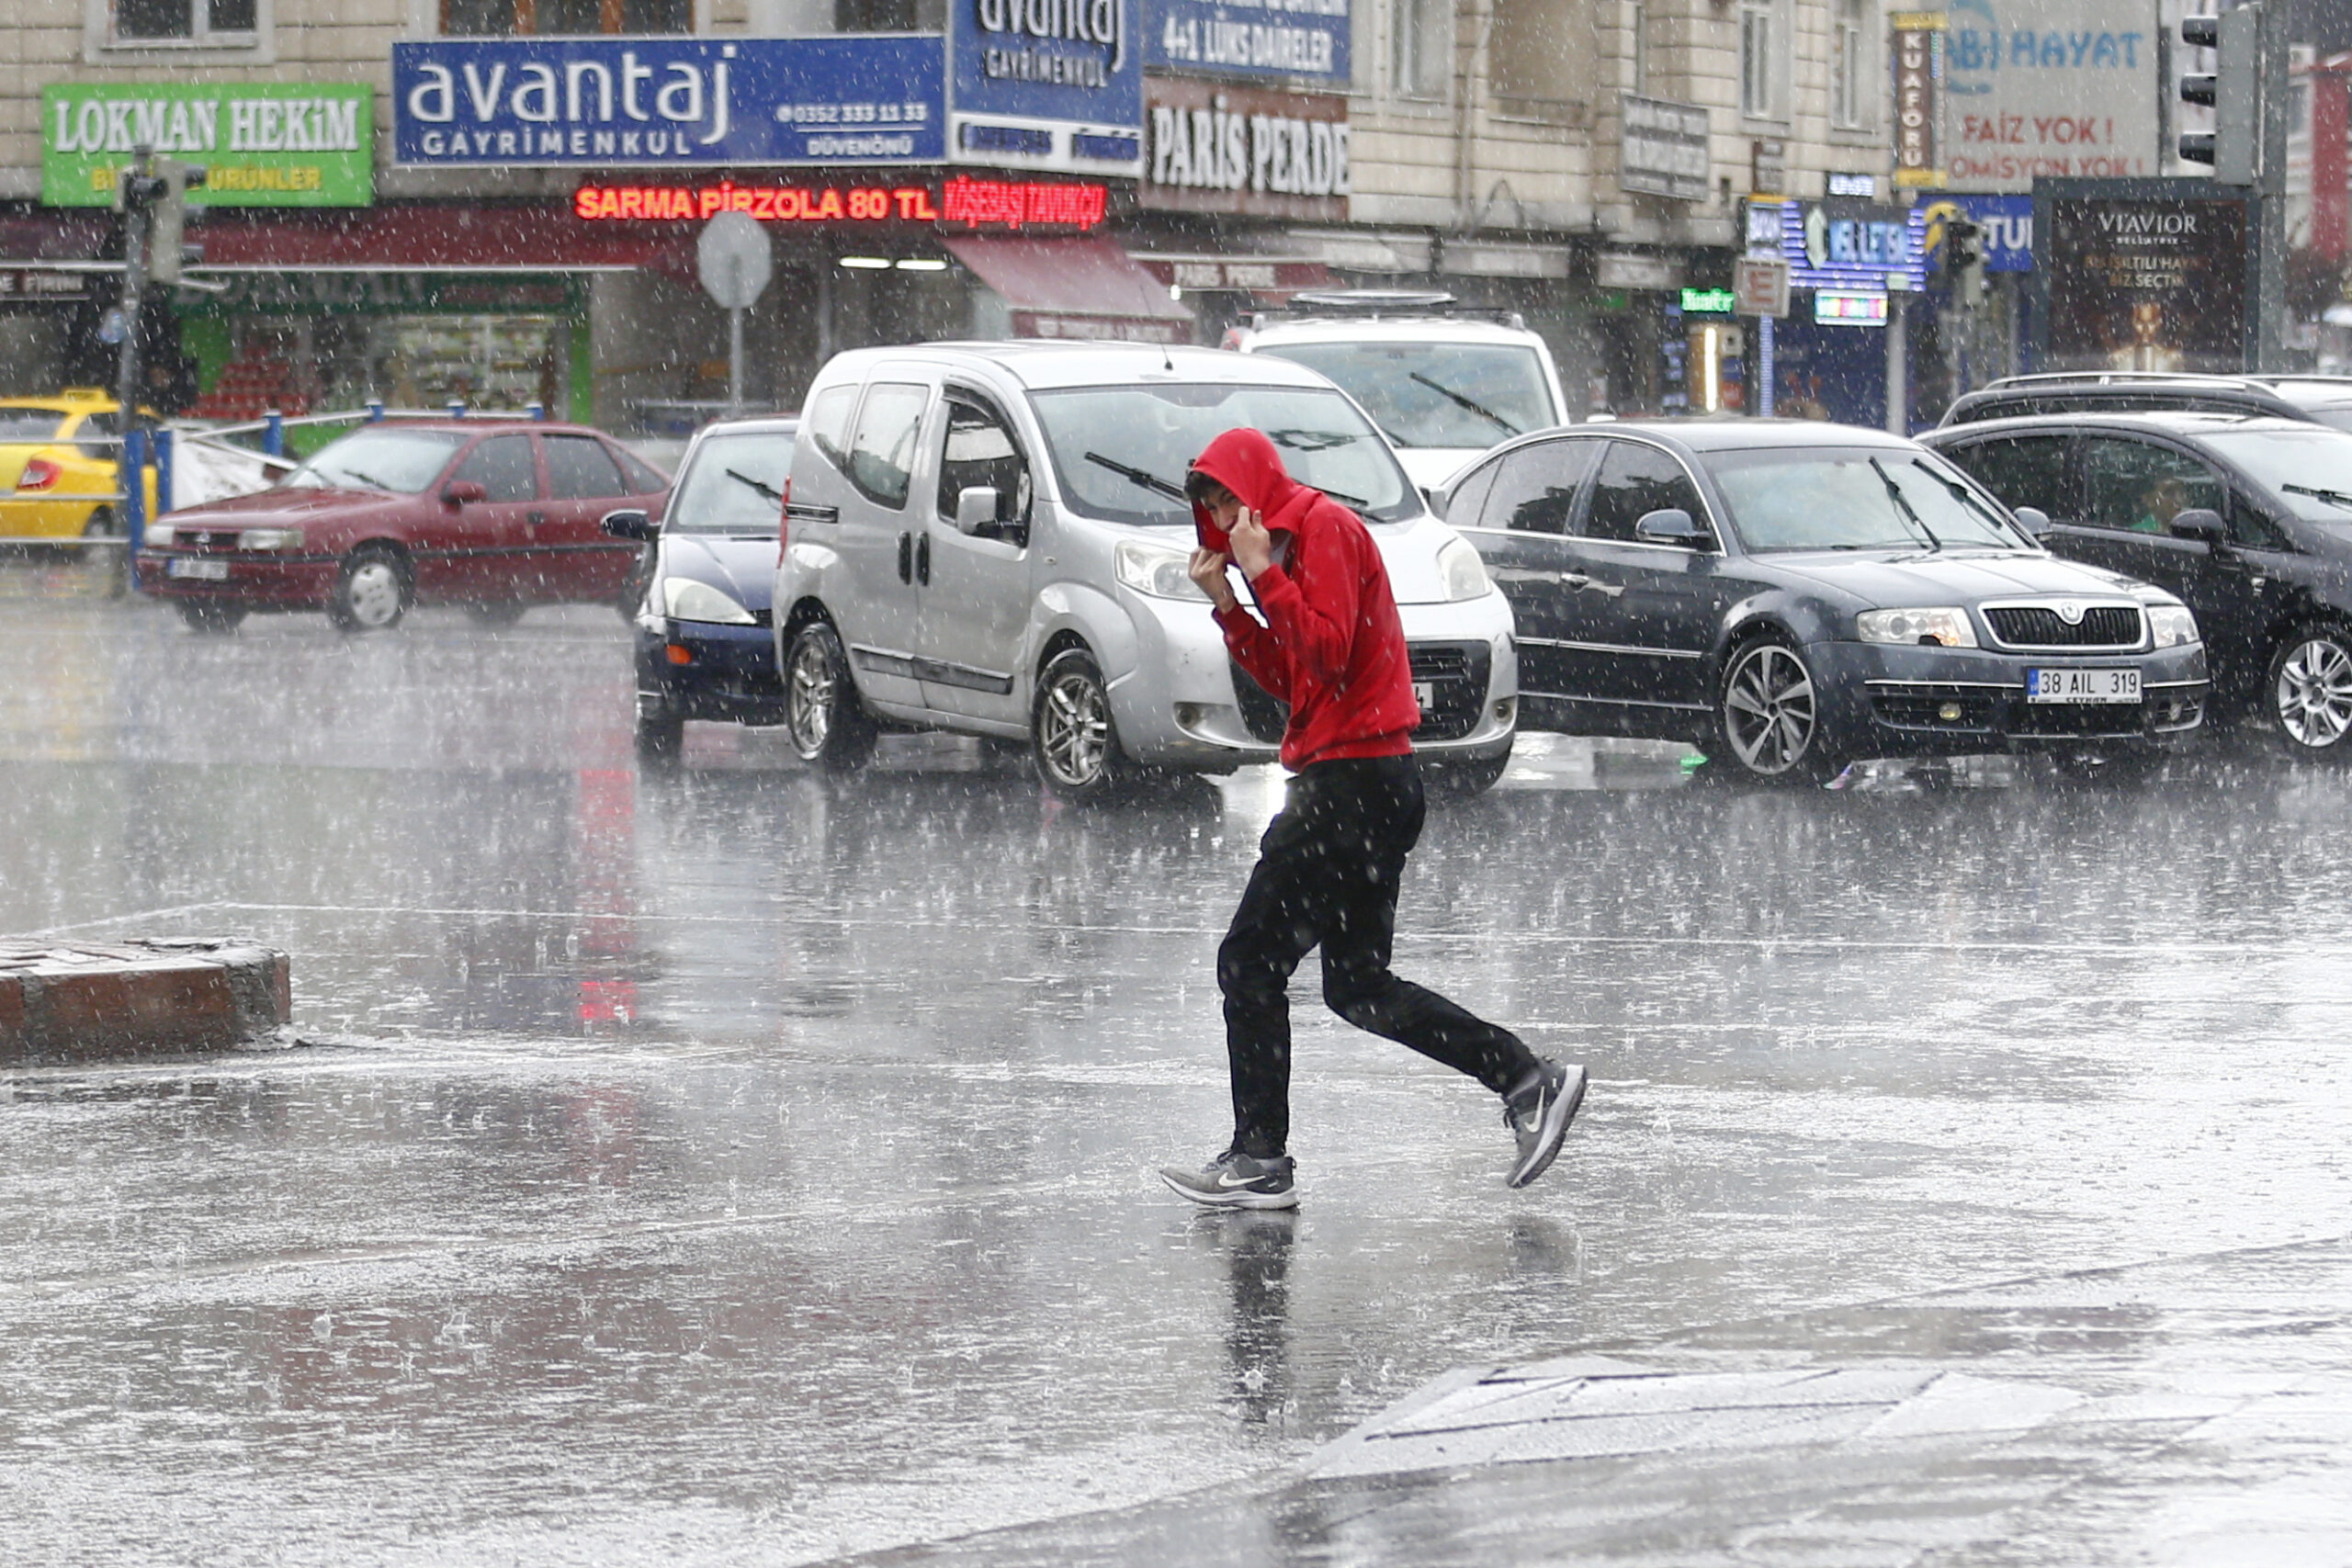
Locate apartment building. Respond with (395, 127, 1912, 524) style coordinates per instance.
(0, 0, 1904, 428)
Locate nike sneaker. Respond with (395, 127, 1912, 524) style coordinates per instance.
(1505, 1060, 1588, 1189)
(1159, 1148, 1298, 1210)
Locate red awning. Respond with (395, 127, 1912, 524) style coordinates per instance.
(175, 207, 699, 278)
(943, 234, 1194, 344)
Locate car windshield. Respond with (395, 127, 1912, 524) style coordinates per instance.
(282, 428, 468, 493)
(2201, 426, 2352, 519)
(1703, 446, 2031, 552)
(1026, 383, 1418, 527)
(1251, 342, 1556, 449)
(666, 430, 795, 534)
(0, 409, 67, 442)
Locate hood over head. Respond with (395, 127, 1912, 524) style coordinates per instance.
(1190, 427, 1309, 551)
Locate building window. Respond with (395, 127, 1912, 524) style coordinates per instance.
(1630, 0, 1650, 95)
(114, 0, 255, 41)
(441, 0, 689, 34)
(1392, 0, 1453, 100)
(1831, 0, 1873, 129)
(1739, 0, 1783, 119)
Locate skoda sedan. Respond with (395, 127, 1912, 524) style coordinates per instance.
(1436, 421, 2208, 781)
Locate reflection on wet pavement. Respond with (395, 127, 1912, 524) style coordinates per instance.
(4, 594, 2352, 1563)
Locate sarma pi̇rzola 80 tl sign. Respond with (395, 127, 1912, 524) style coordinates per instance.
(392, 37, 945, 166)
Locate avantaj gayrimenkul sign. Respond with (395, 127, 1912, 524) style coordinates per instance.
(391, 37, 946, 166)
(953, 0, 1144, 175)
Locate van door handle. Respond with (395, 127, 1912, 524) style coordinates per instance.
(916, 533, 931, 585)
(526, 510, 546, 525)
(1560, 571, 1591, 589)
(898, 533, 912, 583)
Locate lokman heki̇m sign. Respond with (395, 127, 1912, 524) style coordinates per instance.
(43, 84, 372, 207)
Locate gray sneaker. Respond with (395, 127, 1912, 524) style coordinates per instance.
(1504, 1061, 1588, 1189)
(1160, 1148, 1299, 1210)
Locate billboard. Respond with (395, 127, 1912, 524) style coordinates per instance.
(43, 83, 372, 207)
(951, 0, 1144, 175)
(1144, 78, 1346, 219)
(2039, 181, 2255, 372)
(1944, 0, 2160, 189)
(392, 38, 945, 167)
(1144, 0, 1351, 84)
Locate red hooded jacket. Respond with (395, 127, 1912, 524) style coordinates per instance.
(1191, 428, 1419, 770)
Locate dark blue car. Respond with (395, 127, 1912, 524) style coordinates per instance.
(603, 416, 797, 760)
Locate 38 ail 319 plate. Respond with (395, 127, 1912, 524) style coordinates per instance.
(2026, 667, 2142, 705)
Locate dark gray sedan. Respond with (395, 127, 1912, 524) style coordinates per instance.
(1436, 421, 2210, 781)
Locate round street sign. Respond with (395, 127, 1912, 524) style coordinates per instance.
(696, 211, 773, 310)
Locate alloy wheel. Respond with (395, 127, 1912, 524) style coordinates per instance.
(1723, 643, 1817, 776)
(1038, 669, 1111, 787)
(344, 560, 404, 628)
(2275, 637, 2352, 750)
(786, 636, 836, 755)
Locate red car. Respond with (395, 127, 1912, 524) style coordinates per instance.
(134, 419, 669, 632)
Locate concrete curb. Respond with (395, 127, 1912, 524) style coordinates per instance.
(0, 941, 291, 1062)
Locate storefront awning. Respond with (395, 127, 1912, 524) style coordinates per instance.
(943, 235, 1193, 344)
(1127, 254, 1334, 299)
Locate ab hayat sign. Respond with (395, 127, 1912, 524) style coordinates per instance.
(1943, 0, 2159, 189)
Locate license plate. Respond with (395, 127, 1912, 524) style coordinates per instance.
(166, 558, 228, 581)
(1414, 681, 1435, 708)
(2026, 667, 2141, 704)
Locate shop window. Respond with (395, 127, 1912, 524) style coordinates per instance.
(113, 0, 256, 41)
(935, 396, 1032, 542)
(452, 435, 540, 503)
(1484, 437, 1601, 535)
(1489, 0, 1600, 115)
(1581, 440, 1711, 545)
(441, 0, 688, 36)
(1391, 0, 1453, 101)
(1831, 0, 1876, 130)
(546, 434, 628, 500)
(844, 383, 928, 510)
(836, 0, 944, 29)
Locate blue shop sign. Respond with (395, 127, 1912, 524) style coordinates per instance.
(951, 0, 1145, 175)
(1146, 0, 1351, 84)
(392, 37, 945, 167)
(1749, 200, 1929, 293)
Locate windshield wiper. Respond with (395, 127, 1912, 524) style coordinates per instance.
(724, 467, 784, 504)
(1408, 373, 1520, 435)
(1086, 450, 1188, 502)
(336, 468, 393, 491)
(2283, 482, 2352, 511)
(1870, 457, 1943, 551)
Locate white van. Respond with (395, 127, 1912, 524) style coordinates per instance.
(773, 342, 1518, 800)
(1229, 293, 1572, 493)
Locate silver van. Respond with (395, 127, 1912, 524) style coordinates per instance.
(772, 343, 1518, 799)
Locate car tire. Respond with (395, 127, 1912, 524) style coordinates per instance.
(177, 603, 246, 635)
(783, 619, 877, 773)
(2264, 626, 2352, 759)
(1032, 647, 1134, 802)
(327, 546, 412, 633)
(1424, 749, 1511, 797)
(1714, 632, 1833, 784)
(635, 697, 685, 764)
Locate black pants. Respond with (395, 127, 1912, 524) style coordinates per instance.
(1217, 754, 1540, 1158)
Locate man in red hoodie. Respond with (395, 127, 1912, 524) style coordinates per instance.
(1158, 428, 1587, 1211)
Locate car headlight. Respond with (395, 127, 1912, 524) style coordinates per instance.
(1114, 538, 1208, 602)
(144, 521, 174, 546)
(1856, 606, 1978, 648)
(2147, 603, 2200, 649)
(235, 526, 302, 551)
(1436, 536, 1492, 602)
(662, 576, 756, 626)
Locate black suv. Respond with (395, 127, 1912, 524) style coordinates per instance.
(1942, 373, 2352, 433)
(1923, 412, 2352, 756)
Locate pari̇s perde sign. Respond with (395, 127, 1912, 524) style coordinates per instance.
(43, 83, 372, 207)
(954, 0, 1145, 176)
(1144, 80, 1346, 220)
(392, 37, 945, 166)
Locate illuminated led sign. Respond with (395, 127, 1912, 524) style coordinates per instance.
(1679, 287, 1736, 314)
(1815, 288, 1891, 327)
(572, 176, 1107, 230)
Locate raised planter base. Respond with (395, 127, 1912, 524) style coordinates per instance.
(0, 941, 291, 1062)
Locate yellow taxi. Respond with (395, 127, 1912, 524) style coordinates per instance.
(0, 389, 159, 542)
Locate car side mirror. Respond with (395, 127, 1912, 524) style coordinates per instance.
(954, 485, 1001, 536)
(600, 508, 654, 541)
(2011, 505, 2052, 539)
(2170, 508, 2227, 547)
(1634, 507, 1705, 547)
(443, 480, 487, 508)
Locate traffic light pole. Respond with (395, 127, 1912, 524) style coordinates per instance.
(2257, 0, 2290, 371)
(114, 146, 153, 554)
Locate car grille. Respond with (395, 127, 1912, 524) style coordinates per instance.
(175, 528, 244, 550)
(1227, 642, 1492, 746)
(1983, 603, 2142, 649)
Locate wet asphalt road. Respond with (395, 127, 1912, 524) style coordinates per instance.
(3, 570, 2350, 1564)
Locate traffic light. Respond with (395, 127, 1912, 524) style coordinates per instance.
(2180, 7, 2258, 184)
(149, 159, 208, 285)
(1947, 215, 1985, 308)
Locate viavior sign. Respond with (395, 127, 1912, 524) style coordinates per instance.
(391, 38, 946, 167)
